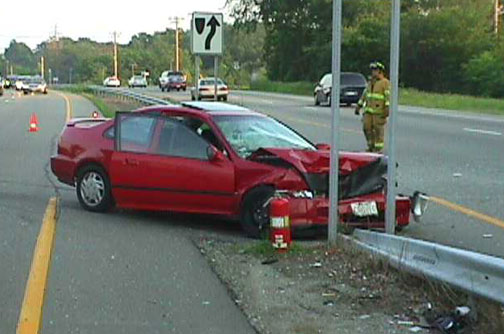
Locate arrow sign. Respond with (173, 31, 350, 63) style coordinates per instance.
(205, 16, 220, 50)
(191, 12, 223, 55)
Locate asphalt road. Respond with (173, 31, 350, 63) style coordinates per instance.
(0, 90, 254, 333)
(133, 86, 504, 258)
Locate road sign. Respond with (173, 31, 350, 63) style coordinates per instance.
(191, 12, 223, 55)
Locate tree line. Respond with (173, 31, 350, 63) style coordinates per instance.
(2, 0, 503, 98)
(0, 24, 264, 87)
(228, 0, 504, 98)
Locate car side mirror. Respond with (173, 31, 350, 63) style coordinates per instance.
(207, 145, 225, 162)
(315, 143, 330, 151)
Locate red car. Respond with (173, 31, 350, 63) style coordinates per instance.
(51, 102, 420, 237)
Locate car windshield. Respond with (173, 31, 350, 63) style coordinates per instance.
(133, 76, 143, 80)
(200, 79, 224, 86)
(341, 73, 366, 86)
(214, 115, 316, 158)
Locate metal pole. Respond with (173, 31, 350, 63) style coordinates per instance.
(328, 0, 342, 244)
(175, 19, 179, 72)
(214, 56, 218, 101)
(385, 0, 401, 234)
(69, 68, 72, 84)
(40, 57, 44, 79)
(195, 55, 200, 91)
(495, 0, 499, 35)
(113, 31, 118, 78)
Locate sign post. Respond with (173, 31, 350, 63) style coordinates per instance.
(328, 0, 342, 244)
(191, 12, 224, 100)
(385, 0, 401, 234)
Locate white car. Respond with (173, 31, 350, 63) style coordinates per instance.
(23, 78, 48, 94)
(191, 77, 228, 101)
(103, 76, 121, 87)
(128, 75, 147, 88)
(15, 76, 29, 91)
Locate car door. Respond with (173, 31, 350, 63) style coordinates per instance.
(109, 112, 236, 215)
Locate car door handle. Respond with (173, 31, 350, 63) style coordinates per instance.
(124, 158, 139, 166)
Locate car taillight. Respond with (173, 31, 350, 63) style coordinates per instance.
(200, 88, 209, 91)
(219, 87, 228, 91)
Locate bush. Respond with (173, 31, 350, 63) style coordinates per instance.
(464, 50, 504, 98)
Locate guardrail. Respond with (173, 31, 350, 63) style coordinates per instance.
(350, 229, 504, 305)
(88, 85, 171, 106)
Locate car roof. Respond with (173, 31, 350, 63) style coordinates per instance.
(135, 102, 265, 118)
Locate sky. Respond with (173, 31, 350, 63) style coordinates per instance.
(0, 0, 230, 51)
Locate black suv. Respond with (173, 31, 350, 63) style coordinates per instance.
(314, 72, 367, 106)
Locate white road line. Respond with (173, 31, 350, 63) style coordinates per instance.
(304, 106, 318, 111)
(463, 128, 502, 136)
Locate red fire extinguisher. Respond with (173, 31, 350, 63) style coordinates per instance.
(270, 197, 291, 252)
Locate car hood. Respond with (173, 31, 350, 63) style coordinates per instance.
(250, 148, 387, 199)
(250, 148, 382, 175)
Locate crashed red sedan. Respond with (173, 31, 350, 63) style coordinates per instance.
(51, 102, 419, 237)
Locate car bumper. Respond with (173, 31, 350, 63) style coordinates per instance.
(50, 155, 76, 186)
(288, 192, 411, 230)
(199, 91, 228, 98)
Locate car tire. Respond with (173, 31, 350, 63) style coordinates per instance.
(314, 94, 320, 106)
(191, 95, 195, 101)
(223, 96, 228, 102)
(240, 186, 275, 238)
(327, 95, 331, 106)
(161, 87, 165, 92)
(76, 165, 113, 213)
(183, 87, 186, 91)
(43, 89, 48, 94)
(197, 96, 202, 101)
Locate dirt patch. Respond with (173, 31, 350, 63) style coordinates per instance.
(196, 238, 503, 334)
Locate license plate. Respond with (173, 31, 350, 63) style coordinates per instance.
(345, 91, 357, 96)
(351, 201, 378, 217)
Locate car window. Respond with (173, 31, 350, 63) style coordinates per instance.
(117, 115, 157, 152)
(341, 73, 366, 86)
(156, 118, 209, 160)
(321, 74, 331, 86)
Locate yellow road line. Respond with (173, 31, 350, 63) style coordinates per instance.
(53, 91, 73, 122)
(430, 196, 504, 229)
(17, 197, 59, 334)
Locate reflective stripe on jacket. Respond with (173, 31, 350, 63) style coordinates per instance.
(357, 78, 391, 115)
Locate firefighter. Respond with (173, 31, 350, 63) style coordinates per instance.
(354, 61, 390, 153)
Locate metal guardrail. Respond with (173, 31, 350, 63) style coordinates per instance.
(351, 229, 504, 305)
(88, 85, 171, 106)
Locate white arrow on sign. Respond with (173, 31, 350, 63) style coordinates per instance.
(191, 12, 223, 55)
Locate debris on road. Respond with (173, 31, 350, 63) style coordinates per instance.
(482, 234, 493, 239)
(196, 238, 504, 334)
(452, 173, 462, 177)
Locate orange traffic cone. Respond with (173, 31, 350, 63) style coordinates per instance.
(29, 113, 39, 132)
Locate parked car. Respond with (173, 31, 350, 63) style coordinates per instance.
(191, 78, 228, 101)
(314, 72, 367, 106)
(50, 101, 422, 237)
(22, 77, 48, 94)
(103, 76, 121, 87)
(128, 75, 147, 88)
(0, 78, 3, 96)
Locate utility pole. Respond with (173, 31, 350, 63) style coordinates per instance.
(112, 31, 119, 78)
(131, 63, 136, 77)
(495, 0, 504, 34)
(169, 17, 184, 71)
(40, 56, 45, 79)
(69, 67, 73, 84)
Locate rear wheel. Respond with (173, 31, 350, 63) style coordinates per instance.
(240, 186, 275, 238)
(161, 87, 165, 92)
(76, 165, 113, 212)
(314, 94, 320, 106)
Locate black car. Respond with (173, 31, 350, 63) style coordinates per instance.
(4, 75, 17, 89)
(314, 72, 367, 106)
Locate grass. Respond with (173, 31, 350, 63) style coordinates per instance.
(240, 239, 313, 257)
(249, 79, 504, 116)
(54, 84, 118, 118)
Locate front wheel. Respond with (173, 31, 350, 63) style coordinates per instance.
(240, 186, 275, 238)
(76, 165, 113, 212)
(314, 94, 320, 106)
